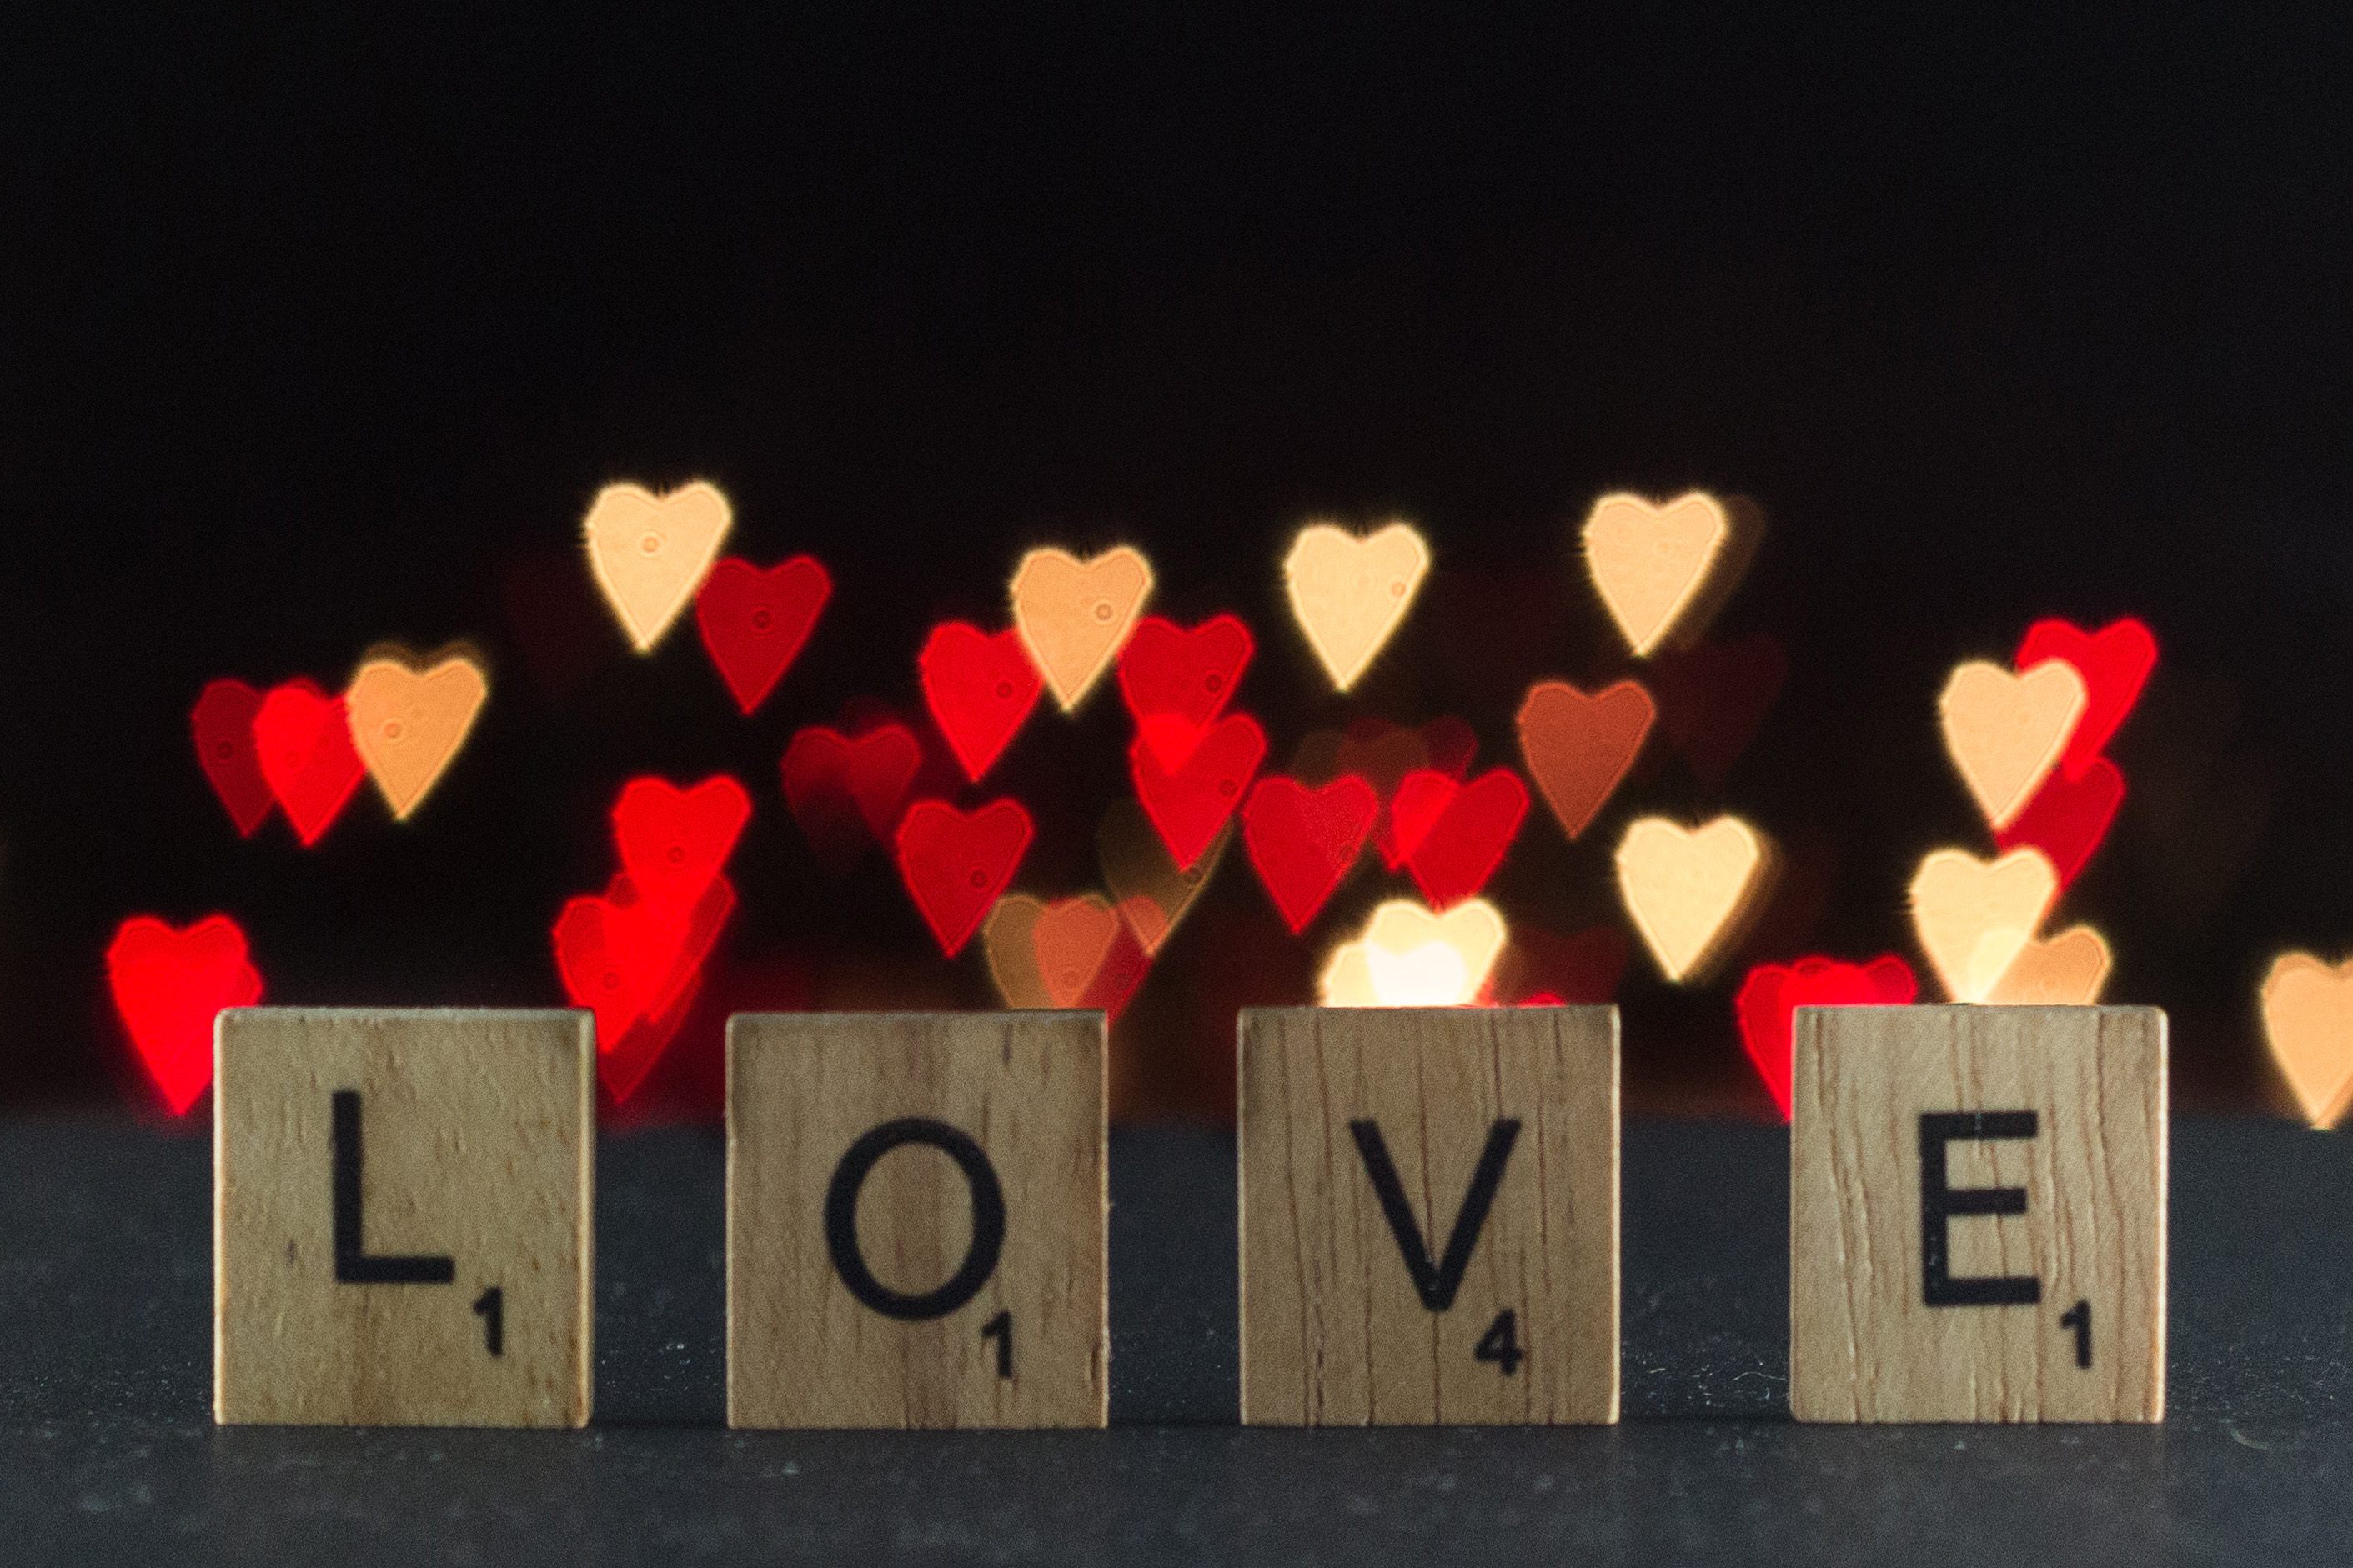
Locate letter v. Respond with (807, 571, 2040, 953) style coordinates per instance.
(1347, 1119, 1522, 1311)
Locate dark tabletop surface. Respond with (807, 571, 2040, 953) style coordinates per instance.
(1, 1113, 2348, 1565)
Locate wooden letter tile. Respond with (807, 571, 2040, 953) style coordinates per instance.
(214, 1008, 594, 1426)
(1790, 1004, 2166, 1423)
(727, 1011, 1106, 1428)
(1238, 1006, 1619, 1425)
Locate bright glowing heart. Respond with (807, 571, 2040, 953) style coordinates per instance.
(610, 774, 751, 911)
(1734, 954, 1918, 1120)
(919, 622, 1043, 782)
(695, 554, 830, 714)
(1939, 658, 2088, 831)
(1097, 799, 1228, 955)
(1517, 679, 1655, 842)
(1117, 614, 1253, 765)
(582, 481, 732, 652)
(1241, 774, 1379, 934)
(553, 871, 735, 1103)
(1648, 634, 1789, 789)
(1320, 898, 1507, 1008)
(1983, 925, 2111, 1006)
(344, 649, 488, 821)
(105, 914, 263, 1115)
(1009, 545, 1153, 710)
(1282, 522, 1431, 692)
(896, 798, 1036, 958)
(2016, 617, 2157, 780)
(780, 722, 922, 876)
(1996, 757, 2124, 890)
(253, 678, 366, 847)
(2260, 954, 2353, 1129)
(1582, 492, 1729, 657)
(1391, 767, 1529, 910)
(1615, 815, 1770, 983)
(1131, 712, 1266, 872)
(191, 679, 274, 837)
(1908, 846, 2060, 1003)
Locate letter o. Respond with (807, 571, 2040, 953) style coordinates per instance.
(823, 1118, 1006, 1320)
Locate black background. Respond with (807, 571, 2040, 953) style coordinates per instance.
(4, 6, 2350, 1119)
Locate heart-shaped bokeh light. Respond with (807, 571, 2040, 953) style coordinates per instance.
(106, 914, 263, 1115)
(2260, 953, 2353, 1130)
(1582, 493, 1743, 657)
(695, 554, 830, 714)
(1517, 679, 1654, 843)
(1615, 814, 1773, 983)
(344, 648, 488, 821)
(920, 622, 1043, 783)
(1009, 545, 1154, 711)
(253, 678, 367, 847)
(582, 481, 733, 653)
(191, 679, 274, 837)
(1319, 898, 1507, 1008)
(1907, 845, 2059, 1003)
(1734, 954, 1917, 1120)
(896, 798, 1036, 958)
(1939, 658, 2086, 832)
(1282, 522, 1431, 692)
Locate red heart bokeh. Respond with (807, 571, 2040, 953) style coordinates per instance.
(1389, 766, 1529, 909)
(1117, 614, 1254, 767)
(253, 678, 366, 847)
(553, 872, 735, 1103)
(1996, 755, 2124, 890)
(896, 798, 1036, 957)
(1241, 774, 1379, 934)
(106, 914, 263, 1115)
(191, 679, 275, 837)
(611, 774, 751, 911)
(1734, 954, 1918, 1120)
(920, 622, 1042, 783)
(2015, 617, 2157, 780)
(780, 721, 923, 876)
(1131, 712, 1266, 872)
(695, 555, 831, 714)
(1516, 679, 1655, 843)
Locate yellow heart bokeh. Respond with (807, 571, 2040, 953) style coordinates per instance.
(1318, 898, 1506, 1008)
(1615, 814, 1771, 983)
(1909, 845, 2059, 1003)
(582, 481, 733, 652)
(1939, 658, 2087, 830)
(2260, 953, 2353, 1129)
(1009, 545, 1154, 710)
(344, 648, 489, 821)
(1282, 521, 1431, 693)
(1582, 493, 1732, 657)
(1982, 924, 2111, 1006)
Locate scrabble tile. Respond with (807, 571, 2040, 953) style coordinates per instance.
(1238, 1006, 1619, 1425)
(213, 1008, 594, 1427)
(1789, 1004, 2166, 1423)
(727, 1011, 1106, 1429)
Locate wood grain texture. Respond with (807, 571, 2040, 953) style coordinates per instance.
(213, 1008, 594, 1427)
(1790, 1004, 2165, 1423)
(1238, 1006, 1619, 1425)
(727, 1011, 1106, 1429)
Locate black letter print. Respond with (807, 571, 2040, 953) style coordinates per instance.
(331, 1090, 454, 1285)
(824, 1118, 1007, 1321)
(1349, 1119, 1521, 1312)
(1919, 1110, 2040, 1307)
